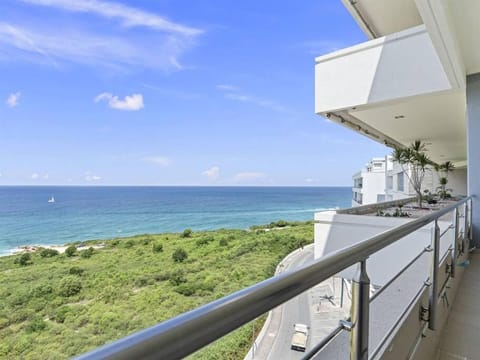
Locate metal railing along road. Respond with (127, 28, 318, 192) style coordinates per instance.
(75, 197, 473, 360)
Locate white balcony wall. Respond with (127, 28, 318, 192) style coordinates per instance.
(315, 25, 451, 113)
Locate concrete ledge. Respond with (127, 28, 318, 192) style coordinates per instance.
(336, 197, 416, 215)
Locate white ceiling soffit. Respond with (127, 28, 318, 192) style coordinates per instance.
(446, 0, 480, 75)
(341, 0, 423, 39)
(415, 0, 466, 89)
(348, 90, 466, 163)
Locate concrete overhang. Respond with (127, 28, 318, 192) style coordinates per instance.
(341, 0, 423, 39)
(315, 25, 467, 165)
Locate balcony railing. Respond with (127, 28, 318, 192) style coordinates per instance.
(75, 197, 473, 360)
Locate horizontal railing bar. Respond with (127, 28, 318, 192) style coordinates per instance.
(370, 248, 427, 302)
(75, 196, 471, 360)
(302, 324, 343, 360)
(439, 246, 452, 264)
(407, 322, 429, 360)
(370, 283, 428, 359)
(440, 224, 454, 238)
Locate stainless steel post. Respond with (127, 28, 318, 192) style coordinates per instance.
(429, 220, 440, 330)
(350, 260, 370, 360)
(452, 207, 459, 278)
(469, 198, 473, 242)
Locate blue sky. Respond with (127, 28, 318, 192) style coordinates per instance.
(0, 0, 388, 186)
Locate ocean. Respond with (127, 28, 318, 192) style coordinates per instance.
(0, 186, 351, 255)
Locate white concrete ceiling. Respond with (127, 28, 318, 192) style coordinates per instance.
(448, 0, 480, 75)
(342, 0, 423, 38)
(349, 90, 466, 163)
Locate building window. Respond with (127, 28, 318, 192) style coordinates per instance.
(397, 172, 404, 192)
(386, 176, 393, 190)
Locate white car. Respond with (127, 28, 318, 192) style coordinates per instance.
(291, 323, 309, 352)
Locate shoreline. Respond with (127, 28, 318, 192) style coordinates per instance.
(1, 219, 314, 258)
(7, 243, 106, 257)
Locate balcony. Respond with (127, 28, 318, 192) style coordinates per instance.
(314, 25, 451, 114)
(75, 197, 473, 360)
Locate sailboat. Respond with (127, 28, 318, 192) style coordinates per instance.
(48, 196, 55, 203)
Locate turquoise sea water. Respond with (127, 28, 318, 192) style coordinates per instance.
(0, 186, 351, 255)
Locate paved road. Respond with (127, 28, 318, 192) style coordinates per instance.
(249, 246, 350, 360)
(266, 248, 314, 360)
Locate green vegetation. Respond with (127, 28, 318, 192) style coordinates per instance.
(0, 221, 313, 359)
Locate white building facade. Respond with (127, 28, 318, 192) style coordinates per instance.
(313, 1, 479, 359)
(352, 157, 389, 206)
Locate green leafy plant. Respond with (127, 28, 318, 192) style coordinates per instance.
(65, 245, 77, 257)
(39, 248, 59, 258)
(181, 229, 193, 238)
(152, 242, 163, 253)
(392, 140, 433, 208)
(14, 253, 32, 266)
(172, 248, 188, 262)
(435, 161, 455, 199)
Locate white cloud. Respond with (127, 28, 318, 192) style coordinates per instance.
(0, 18, 200, 71)
(224, 93, 287, 113)
(95, 92, 144, 111)
(142, 156, 172, 167)
(216, 83, 287, 113)
(216, 84, 239, 92)
(202, 166, 220, 181)
(85, 174, 102, 182)
(234, 172, 266, 182)
(31, 172, 49, 180)
(305, 178, 315, 183)
(19, 0, 203, 36)
(6, 92, 21, 107)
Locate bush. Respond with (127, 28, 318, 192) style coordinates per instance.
(174, 284, 196, 296)
(69, 266, 85, 275)
(124, 240, 135, 248)
(152, 242, 163, 253)
(55, 306, 71, 323)
(58, 277, 82, 297)
(14, 253, 32, 266)
(25, 317, 47, 333)
(181, 229, 193, 238)
(172, 248, 188, 262)
(80, 247, 95, 258)
(65, 245, 77, 257)
(196, 237, 210, 246)
(154, 273, 170, 282)
(39, 248, 59, 258)
(169, 271, 187, 286)
(134, 276, 151, 287)
(30, 284, 53, 298)
(219, 238, 228, 246)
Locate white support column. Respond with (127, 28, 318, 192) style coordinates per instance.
(466, 74, 480, 246)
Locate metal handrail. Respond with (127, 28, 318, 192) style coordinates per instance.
(75, 196, 472, 360)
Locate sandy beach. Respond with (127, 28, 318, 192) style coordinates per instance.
(10, 243, 105, 255)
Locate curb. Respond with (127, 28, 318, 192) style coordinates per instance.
(243, 243, 315, 360)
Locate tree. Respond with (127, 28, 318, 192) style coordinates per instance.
(181, 229, 193, 238)
(14, 253, 32, 266)
(39, 248, 59, 258)
(65, 245, 77, 257)
(435, 161, 455, 199)
(392, 140, 433, 208)
(172, 248, 188, 262)
(58, 276, 82, 297)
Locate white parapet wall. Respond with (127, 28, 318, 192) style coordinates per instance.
(314, 210, 453, 286)
(315, 25, 452, 114)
